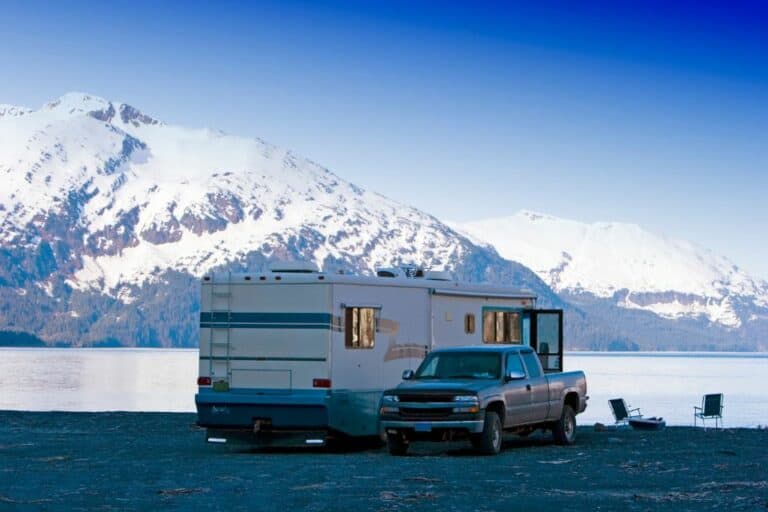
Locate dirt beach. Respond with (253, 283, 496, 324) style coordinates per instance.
(0, 411, 766, 511)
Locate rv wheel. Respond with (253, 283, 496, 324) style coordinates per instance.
(386, 433, 409, 456)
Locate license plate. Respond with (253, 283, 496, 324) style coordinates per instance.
(414, 423, 432, 432)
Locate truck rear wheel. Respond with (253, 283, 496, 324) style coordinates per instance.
(472, 411, 502, 455)
(552, 404, 577, 445)
(386, 433, 409, 456)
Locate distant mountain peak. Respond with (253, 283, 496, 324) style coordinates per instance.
(455, 211, 768, 328)
(39, 92, 161, 127)
(0, 104, 32, 118)
(45, 92, 110, 113)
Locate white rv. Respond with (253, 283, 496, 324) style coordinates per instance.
(195, 263, 564, 445)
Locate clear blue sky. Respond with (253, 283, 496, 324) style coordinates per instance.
(2, 0, 767, 278)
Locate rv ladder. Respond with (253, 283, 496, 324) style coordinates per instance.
(208, 272, 233, 383)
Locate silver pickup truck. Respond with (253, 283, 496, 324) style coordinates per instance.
(379, 345, 588, 455)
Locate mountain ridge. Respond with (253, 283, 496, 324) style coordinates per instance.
(452, 210, 768, 332)
(1, 93, 765, 351)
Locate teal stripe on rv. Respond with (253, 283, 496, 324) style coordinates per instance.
(199, 312, 332, 329)
(200, 356, 327, 362)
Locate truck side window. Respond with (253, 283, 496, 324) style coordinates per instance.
(345, 307, 375, 349)
(506, 353, 525, 376)
(482, 310, 522, 344)
(464, 314, 475, 334)
(521, 351, 542, 378)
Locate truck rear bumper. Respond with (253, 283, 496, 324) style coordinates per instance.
(380, 419, 485, 434)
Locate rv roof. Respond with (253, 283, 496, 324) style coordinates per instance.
(202, 271, 537, 300)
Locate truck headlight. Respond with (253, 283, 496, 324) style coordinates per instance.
(453, 395, 478, 402)
(382, 394, 400, 403)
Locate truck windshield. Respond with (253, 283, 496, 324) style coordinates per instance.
(414, 352, 501, 380)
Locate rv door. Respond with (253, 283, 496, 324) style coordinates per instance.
(530, 310, 564, 373)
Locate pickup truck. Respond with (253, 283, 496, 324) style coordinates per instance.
(379, 345, 588, 455)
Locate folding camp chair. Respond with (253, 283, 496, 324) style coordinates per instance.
(694, 393, 723, 430)
(609, 398, 642, 426)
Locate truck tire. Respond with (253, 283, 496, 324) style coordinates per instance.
(472, 411, 502, 455)
(552, 404, 577, 445)
(386, 433, 409, 456)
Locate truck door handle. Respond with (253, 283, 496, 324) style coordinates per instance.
(526, 384, 531, 391)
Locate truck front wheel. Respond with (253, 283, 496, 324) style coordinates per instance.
(552, 404, 577, 445)
(386, 433, 409, 456)
(471, 411, 502, 455)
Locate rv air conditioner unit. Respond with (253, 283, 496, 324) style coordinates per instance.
(424, 271, 452, 281)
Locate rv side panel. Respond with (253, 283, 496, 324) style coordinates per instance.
(327, 283, 430, 436)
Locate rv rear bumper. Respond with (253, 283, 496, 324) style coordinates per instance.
(195, 388, 328, 430)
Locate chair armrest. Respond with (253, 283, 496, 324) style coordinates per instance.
(693, 406, 702, 412)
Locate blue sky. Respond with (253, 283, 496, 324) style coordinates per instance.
(2, 1, 767, 277)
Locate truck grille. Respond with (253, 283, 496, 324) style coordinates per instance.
(398, 394, 455, 403)
(399, 407, 454, 419)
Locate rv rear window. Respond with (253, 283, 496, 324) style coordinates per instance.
(345, 307, 376, 349)
(482, 310, 522, 344)
(464, 314, 476, 334)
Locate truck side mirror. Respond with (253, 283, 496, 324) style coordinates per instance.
(504, 371, 526, 382)
(402, 369, 415, 380)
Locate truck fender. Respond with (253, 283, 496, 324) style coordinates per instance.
(561, 389, 582, 414)
(481, 396, 506, 425)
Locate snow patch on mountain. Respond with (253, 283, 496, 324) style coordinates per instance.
(453, 211, 768, 327)
(0, 104, 31, 118)
(1, 93, 485, 299)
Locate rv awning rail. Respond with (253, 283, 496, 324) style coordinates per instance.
(340, 303, 383, 309)
(431, 289, 536, 301)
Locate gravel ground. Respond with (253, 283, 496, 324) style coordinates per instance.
(0, 411, 766, 511)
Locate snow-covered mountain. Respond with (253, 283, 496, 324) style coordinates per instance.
(0, 93, 557, 347)
(1, 93, 765, 350)
(453, 211, 768, 330)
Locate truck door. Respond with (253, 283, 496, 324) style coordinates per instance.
(530, 310, 563, 373)
(521, 350, 550, 422)
(502, 352, 533, 426)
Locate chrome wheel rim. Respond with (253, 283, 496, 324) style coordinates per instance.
(492, 421, 501, 449)
(565, 415, 575, 440)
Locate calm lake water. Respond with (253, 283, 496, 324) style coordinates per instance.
(1, 348, 766, 427)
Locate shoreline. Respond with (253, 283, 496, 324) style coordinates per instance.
(2, 345, 767, 357)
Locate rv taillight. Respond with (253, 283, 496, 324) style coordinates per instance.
(312, 378, 331, 388)
(197, 376, 212, 386)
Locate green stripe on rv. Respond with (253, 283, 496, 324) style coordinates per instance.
(199, 356, 327, 362)
(199, 312, 333, 329)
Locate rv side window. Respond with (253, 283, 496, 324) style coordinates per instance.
(482, 310, 522, 344)
(345, 307, 376, 349)
(464, 314, 475, 334)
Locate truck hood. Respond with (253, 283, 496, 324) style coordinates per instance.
(386, 379, 495, 395)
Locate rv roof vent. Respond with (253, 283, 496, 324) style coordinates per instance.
(425, 270, 452, 281)
(376, 267, 400, 278)
(268, 261, 320, 273)
(400, 265, 424, 278)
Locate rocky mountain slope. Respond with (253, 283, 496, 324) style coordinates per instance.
(1, 93, 765, 350)
(454, 211, 768, 349)
(0, 93, 559, 347)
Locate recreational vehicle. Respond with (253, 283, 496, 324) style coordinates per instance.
(195, 263, 564, 445)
